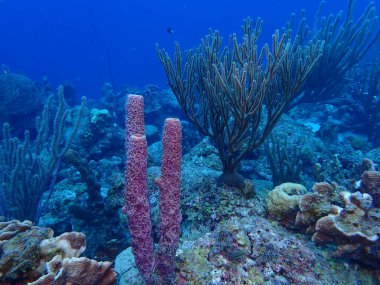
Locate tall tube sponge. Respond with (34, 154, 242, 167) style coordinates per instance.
(123, 94, 154, 282)
(124, 94, 182, 284)
(155, 118, 182, 284)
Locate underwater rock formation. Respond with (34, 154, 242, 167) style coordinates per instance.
(79, 107, 124, 161)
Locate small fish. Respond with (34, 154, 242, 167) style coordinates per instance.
(167, 27, 174, 35)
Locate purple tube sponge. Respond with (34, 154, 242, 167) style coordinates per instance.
(123, 134, 154, 281)
(155, 118, 182, 281)
(125, 94, 145, 147)
(124, 95, 182, 282)
(124, 94, 153, 282)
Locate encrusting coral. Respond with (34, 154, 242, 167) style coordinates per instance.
(0, 220, 116, 284)
(295, 182, 341, 233)
(361, 170, 380, 207)
(312, 191, 380, 268)
(39, 232, 87, 258)
(30, 256, 116, 285)
(0, 219, 34, 242)
(0, 220, 53, 282)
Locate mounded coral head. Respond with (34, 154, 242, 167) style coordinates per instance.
(0, 73, 40, 117)
(266, 183, 307, 223)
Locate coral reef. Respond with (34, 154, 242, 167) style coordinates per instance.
(117, 215, 380, 285)
(2, 1, 380, 282)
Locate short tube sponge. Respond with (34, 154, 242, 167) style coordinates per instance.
(155, 118, 182, 282)
(125, 94, 145, 147)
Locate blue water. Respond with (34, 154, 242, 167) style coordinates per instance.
(0, 0, 351, 98)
